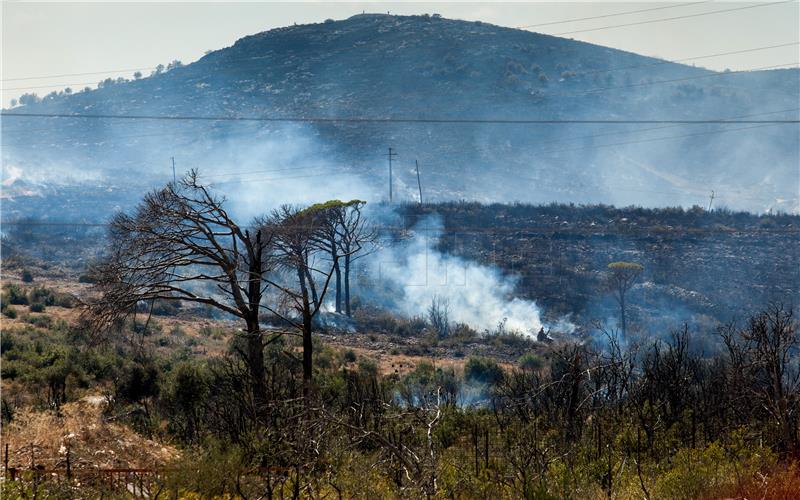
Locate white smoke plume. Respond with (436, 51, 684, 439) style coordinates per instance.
(368, 214, 574, 336)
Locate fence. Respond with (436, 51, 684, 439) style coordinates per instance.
(2, 443, 294, 496)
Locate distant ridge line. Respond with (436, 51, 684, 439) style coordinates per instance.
(3, 112, 798, 124)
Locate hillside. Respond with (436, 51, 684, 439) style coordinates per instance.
(4, 202, 798, 336)
(2, 13, 799, 216)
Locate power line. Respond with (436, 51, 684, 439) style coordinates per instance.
(5, 54, 798, 111)
(531, 107, 800, 147)
(3, 112, 797, 124)
(558, 62, 798, 97)
(0, 3, 787, 90)
(3, 22, 796, 94)
(172, 125, 799, 198)
(3, 108, 800, 160)
(202, 164, 377, 179)
(1, 67, 157, 83)
(534, 123, 782, 155)
(517, 1, 711, 29)
(570, 42, 800, 77)
(552, 1, 795, 36)
(7, 57, 798, 96)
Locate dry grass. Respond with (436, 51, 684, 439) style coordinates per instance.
(711, 463, 800, 500)
(2, 397, 179, 470)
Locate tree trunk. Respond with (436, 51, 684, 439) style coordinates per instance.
(620, 294, 627, 337)
(332, 240, 342, 313)
(304, 266, 319, 311)
(297, 266, 314, 395)
(344, 253, 352, 317)
(247, 319, 266, 410)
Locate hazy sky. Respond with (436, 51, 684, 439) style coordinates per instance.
(2, 1, 798, 105)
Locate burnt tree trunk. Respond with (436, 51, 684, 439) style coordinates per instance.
(246, 237, 267, 409)
(344, 253, 352, 317)
(332, 239, 342, 313)
(246, 319, 266, 409)
(297, 266, 314, 394)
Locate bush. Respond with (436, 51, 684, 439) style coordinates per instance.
(24, 314, 52, 328)
(489, 331, 536, 350)
(151, 299, 181, 316)
(1, 305, 16, 319)
(29, 303, 45, 313)
(343, 349, 357, 363)
(393, 316, 427, 337)
(29, 287, 55, 306)
(3, 284, 28, 305)
(118, 363, 160, 404)
(464, 357, 505, 385)
(518, 352, 544, 371)
(21, 270, 34, 283)
(198, 325, 224, 340)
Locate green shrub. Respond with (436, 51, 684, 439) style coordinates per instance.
(1, 305, 17, 319)
(29, 287, 55, 306)
(151, 299, 181, 316)
(29, 303, 46, 313)
(198, 325, 224, 339)
(3, 284, 28, 305)
(393, 316, 428, 337)
(518, 352, 545, 371)
(52, 292, 77, 308)
(24, 314, 52, 328)
(464, 357, 505, 385)
(21, 270, 34, 283)
(343, 349, 357, 363)
(118, 363, 160, 404)
(489, 331, 535, 350)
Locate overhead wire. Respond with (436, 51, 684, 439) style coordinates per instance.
(516, 1, 712, 28)
(2, 111, 797, 125)
(552, 0, 796, 36)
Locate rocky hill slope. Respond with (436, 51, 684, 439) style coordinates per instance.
(3, 14, 798, 215)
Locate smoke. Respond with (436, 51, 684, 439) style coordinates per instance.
(366, 213, 574, 336)
(1, 161, 104, 188)
(182, 125, 381, 219)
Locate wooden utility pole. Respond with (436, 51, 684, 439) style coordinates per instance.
(171, 157, 177, 184)
(386, 148, 397, 203)
(415, 159, 423, 204)
(707, 190, 715, 211)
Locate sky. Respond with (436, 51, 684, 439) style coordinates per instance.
(1, 1, 799, 106)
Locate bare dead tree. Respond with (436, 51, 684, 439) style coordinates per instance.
(84, 170, 280, 407)
(720, 304, 799, 457)
(605, 262, 644, 336)
(428, 295, 450, 339)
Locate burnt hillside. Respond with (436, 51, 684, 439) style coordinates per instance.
(397, 202, 800, 331)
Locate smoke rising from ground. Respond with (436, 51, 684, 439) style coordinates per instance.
(366, 214, 574, 336)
